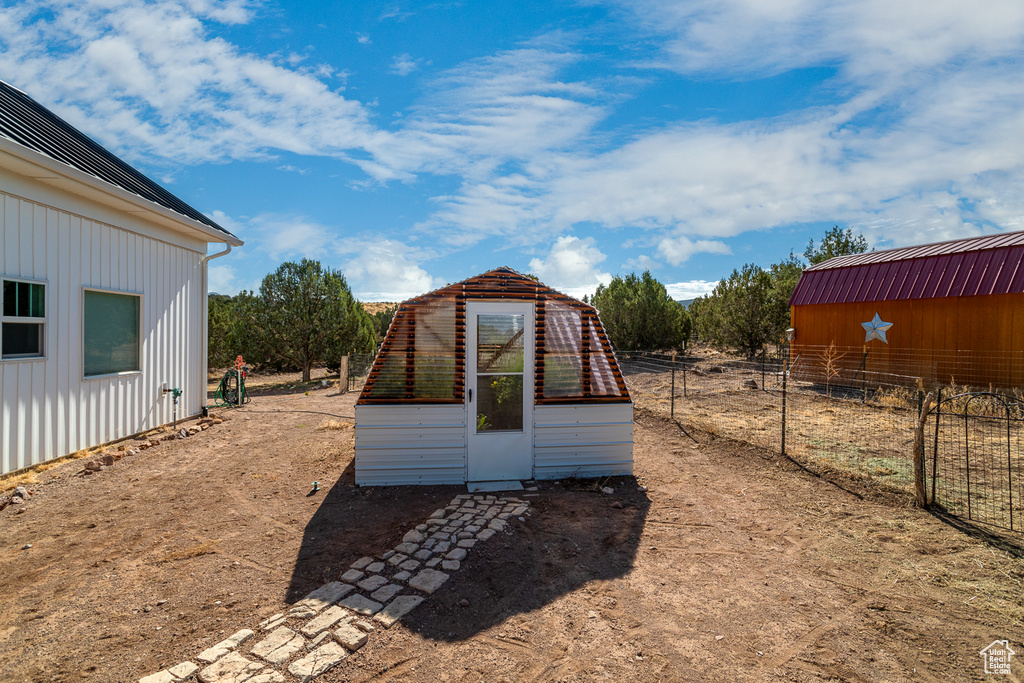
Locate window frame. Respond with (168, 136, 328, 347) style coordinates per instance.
(1, 276, 47, 362)
(82, 286, 143, 380)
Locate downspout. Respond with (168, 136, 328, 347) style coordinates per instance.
(200, 243, 233, 416)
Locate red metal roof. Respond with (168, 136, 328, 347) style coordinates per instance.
(790, 231, 1024, 305)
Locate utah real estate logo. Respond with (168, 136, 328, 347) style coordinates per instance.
(981, 640, 1015, 675)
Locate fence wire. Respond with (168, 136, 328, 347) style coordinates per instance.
(925, 394, 1024, 532)
(347, 353, 375, 393)
(619, 348, 921, 493)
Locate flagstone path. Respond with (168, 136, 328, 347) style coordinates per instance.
(139, 493, 531, 683)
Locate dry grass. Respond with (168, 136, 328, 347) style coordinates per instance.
(157, 540, 220, 563)
(316, 419, 352, 431)
(0, 447, 99, 492)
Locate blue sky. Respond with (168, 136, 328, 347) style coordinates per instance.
(3, 1, 1023, 301)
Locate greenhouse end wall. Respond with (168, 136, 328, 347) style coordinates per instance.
(354, 402, 633, 486)
(354, 268, 634, 485)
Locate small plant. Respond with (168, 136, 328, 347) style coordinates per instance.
(817, 342, 847, 397)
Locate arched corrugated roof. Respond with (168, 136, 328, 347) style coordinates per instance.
(358, 267, 631, 405)
(790, 231, 1024, 305)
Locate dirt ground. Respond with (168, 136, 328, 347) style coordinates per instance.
(1, 370, 1023, 682)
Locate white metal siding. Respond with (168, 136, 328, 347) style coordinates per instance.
(354, 405, 467, 485)
(534, 403, 634, 479)
(354, 402, 634, 485)
(1, 189, 206, 474)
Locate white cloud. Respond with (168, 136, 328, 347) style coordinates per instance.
(6, 0, 1024, 275)
(389, 53, 421, 76)
(211, 211, 335, 262)
(622, 254, 659, 271)
(528, 235, 612, 298)
(611, 0, 1024, 80)
(356, 33, 371, 45)
(379, 7, 414, 22)
(207, 263, 238, 294)
(376, 47, 605, 185)
(657, 236, 731, 266)
(0, 0, 379, 167)
(665, 280, 719, 300)
(401, 2, 1024, 249)
(341, 240, 442, 301)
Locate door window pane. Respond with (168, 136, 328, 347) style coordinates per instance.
(476, 374, 523, 432)
(84, 290, 140, 376)
(477, 314, 524, 373)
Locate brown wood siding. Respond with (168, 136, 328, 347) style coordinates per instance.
(790, 292, 1024, 388)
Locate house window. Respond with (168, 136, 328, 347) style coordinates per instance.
(2, 278, 45, 359)
(84, 289, 140, 377)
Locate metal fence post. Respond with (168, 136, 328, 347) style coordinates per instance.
(781, 355, 788, 457)
(671, 352, 676, 420)
(930, 387, 942, 504)
(682, 355, 687, 398)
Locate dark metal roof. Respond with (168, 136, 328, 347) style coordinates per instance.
(0, 80, 237, 241)
(791, 231, 1024, 305)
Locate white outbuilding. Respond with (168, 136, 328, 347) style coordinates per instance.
(0, 80, 242, 475)
(354, 267, 634, 487)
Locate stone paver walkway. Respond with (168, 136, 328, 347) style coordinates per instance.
(139, 493, 531, 683)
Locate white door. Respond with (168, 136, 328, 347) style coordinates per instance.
(466, 301, 534, 482)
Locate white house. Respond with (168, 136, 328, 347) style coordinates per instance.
(354, 268, 634, 487)
(0, 80, 242, 475)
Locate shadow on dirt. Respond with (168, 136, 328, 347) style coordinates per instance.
(927, 509, 1024, 558)
(286, 469, 650, 642)
(284, 461, 461, 602)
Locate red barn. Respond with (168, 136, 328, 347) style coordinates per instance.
(788, 231, 1024, 389)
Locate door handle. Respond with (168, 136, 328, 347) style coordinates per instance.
(468, 388, 473, 402)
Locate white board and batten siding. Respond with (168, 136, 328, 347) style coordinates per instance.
(534, 404, 633, 480)
(1, 181, 208, 475)
(354, 402, 633, 485)
(355, 405, 468, 485)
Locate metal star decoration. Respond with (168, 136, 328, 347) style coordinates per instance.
(862, 313, 893, 344)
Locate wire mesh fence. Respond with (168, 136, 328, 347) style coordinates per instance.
(925, 393, 1024, 532)
(347, 342, 1023, 532)
(346, 353, 375, 393)
(619, 347, 925, 494)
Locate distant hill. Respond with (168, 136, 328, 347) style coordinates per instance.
(361, 301, 398, 315)
(677, 298, 694, 308)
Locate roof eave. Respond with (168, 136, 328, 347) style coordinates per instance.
(0, 136, 243, 247)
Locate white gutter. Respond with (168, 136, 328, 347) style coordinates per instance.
(199, 243, 233, 415)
